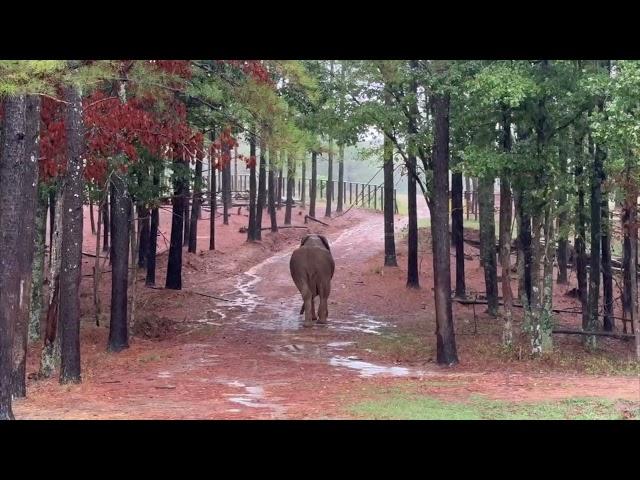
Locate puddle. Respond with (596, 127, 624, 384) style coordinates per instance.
(329, 356, 411, 377)
(327, 341, 355, 349)
(223, 382, 287, 416)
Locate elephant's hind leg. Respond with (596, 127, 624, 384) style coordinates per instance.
(317, 296, 329, 324)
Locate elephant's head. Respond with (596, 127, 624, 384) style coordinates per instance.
(300, 234, 331, 252)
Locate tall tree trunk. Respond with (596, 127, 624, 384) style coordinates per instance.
(209, 130, 216, 250)
(222, 148, 230, 225)
(451, 168, 464, 296)
(586, 137, 602, 349)
(337, 144, 344, 213)
(166, 155, 185, 289)
(102, 193, 109, 252)
(93, 190, 103, 327)
(12, 95, 41, 398)
(429, 93, 458, 366)
(108, 173, 130, 352)
(183, 171, 191, 246)
(29, 186, 48, 342)
(499, 111, 513, 345)
(556, 139, 569, 284)
(268, 149, 278, 232)
(89, 196, 96, 235)
(247, 132, 257, 241)
(479, 176, 498, 316)
(146, 167, 160, 286)
(0, 95, 28, 418)
(383, 90, 397, 267)
(574, 133, 589, 336)
(277, 161, 283, 211)
(325, 143, 333, 218)
(255, 134, 266, 241)
(301, 155, 306, 208)
(138, 203, 150, 268)
(601, 183, 614, 331)
(309, 151, 317, 218)
(285, 151, 294, 225)
(39, 187, 62, 379)
(189, 154, 203, 253)
(621, 159, 640, 357)
(59, 83, 84, 384)
(49, 189, 56, 263)
(407, 71, 420, 288)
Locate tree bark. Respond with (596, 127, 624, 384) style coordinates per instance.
(183, 171, 191, 245)
(285, 151, 294, 225)
(268, 149, 278, 232)
(586, 137, 602, 349)
(102, 193, 109, 252)
(29, 186, 48, 342)
(0, 95, 28, 418)
(556, 139, 569, 284)
(309, 151, 318, 218)
(166, 155, 185, 289)
(451, 169, 464, 296)
(498, 111, 513, 345)
(247, 132, 257, 241)
(209, 129, 216, 250)
(255, 134, 266, 241)
(601, 184, 614, 331)
(325, 143, 333, 218)
(146, 166, 160, 286)
(89, 196, 96, 235)
(189, 154, 203, 253)
(574, 133, 589, 336)
(301, 155, 306, 208)
(429, 93, 458, 366)
(337, 144, 344, 213)
(407, 73, 420, 288)
(108, 173, 130, 352)
(479, 176, 498, 316)
(59, 83, 84, 384)
(11, 95, 41, 397)
(383, 88, 397, 267)
(222, 146, 230, 225)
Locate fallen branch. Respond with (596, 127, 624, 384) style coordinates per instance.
(552, 329, 636, 339)
(260, 225, 308, 231)
(189, 291, 232, 302)
(305, 215, 329, 226)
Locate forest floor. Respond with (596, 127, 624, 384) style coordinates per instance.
(13, 197, 640, 419)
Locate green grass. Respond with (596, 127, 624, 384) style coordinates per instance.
(360, 332, 433, 363)
(417, 218, 481, 230)
(348, 392, 636, 420)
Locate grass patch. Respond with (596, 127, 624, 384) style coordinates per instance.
(138, 353, 163, 363)
(360, 332, 433, 363)
(348, 392, 636, 420)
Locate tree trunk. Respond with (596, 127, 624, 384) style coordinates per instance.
(102, 193, 109, 252)
(325, 143, 333, 218)
(189, 154, 203, 252)
(383, 91, 397, 267)
(586, 137, 602, 349)
(11, 95, 41, 398)
(59, 84, 84, 384)
(429, 93, 458, 366)
(301, 155, 306, 208)
(285, 151, 294, 225)
(277, 161, 283, 211)
(89, 196, 96, 235)
(479, 176, 498, 316)
(407, 152, 420, 288)
(0, 95, 28, 418)
(39, 187, 62, 379)
(309, 151, 318, 218)
(49, 189, 56, 263)
(601, 187, 614, 331)
(222, 147, 230, 225)
(337, 144, 344, 213)
(166, 156, 185, 289)
(29, 186, 48, 342)
(247, 133, 257, 241)
(268, 149, 278, 232)
(451, 169, 464, 296)
(556, 138, 569, 284)
(574, 134, 589, 337)
(255, 134, 266, 241)
(183, 173, 191, 246)
(146, 167, 160, 286)
(498, 111, 513, 345)
(108, 173, 130, 352)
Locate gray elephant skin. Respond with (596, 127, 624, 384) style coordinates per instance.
(289, 234, 335, 327)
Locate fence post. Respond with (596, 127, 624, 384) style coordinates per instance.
(374, 186, 377, 210)
(320, 180, 324, 199)
(367, 185, 371, 208)
(349, 182, 353, 204)
(361, 183, 365, 206)
(394, 189, 398, 214)
(355, 184, 359, 205)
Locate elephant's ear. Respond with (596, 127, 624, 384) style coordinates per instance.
(300, 235, 310, 246)
(318, 235, 331, 252)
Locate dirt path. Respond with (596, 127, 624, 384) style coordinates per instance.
(14, 207, 639, 419)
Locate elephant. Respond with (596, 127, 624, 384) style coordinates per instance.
(289, 234, 335, 327)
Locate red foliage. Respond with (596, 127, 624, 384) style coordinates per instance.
(40, 95, 67, 181)
(220, 60, 272, 85)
